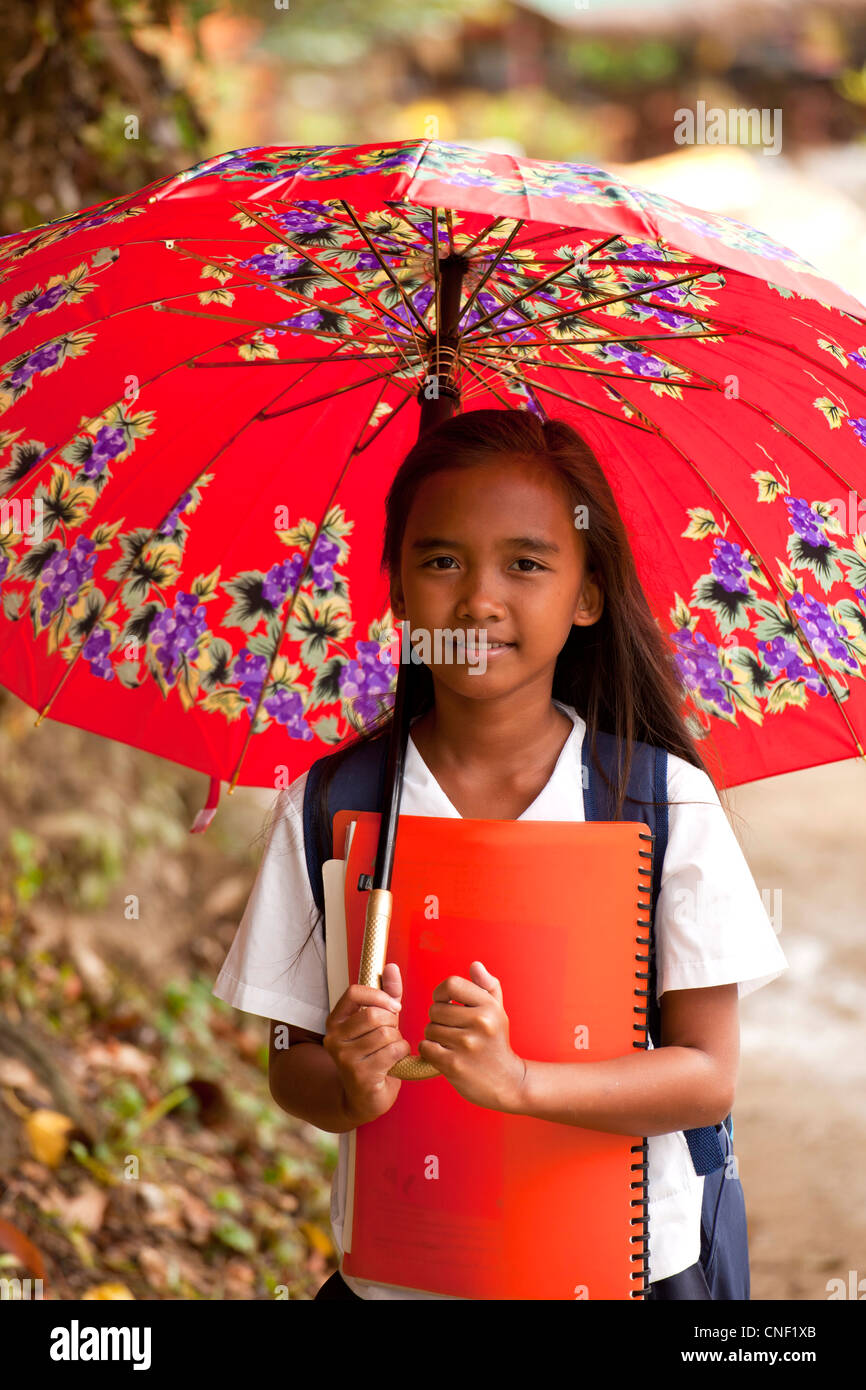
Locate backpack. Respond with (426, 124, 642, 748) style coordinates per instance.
(302, 722, 749, 1300)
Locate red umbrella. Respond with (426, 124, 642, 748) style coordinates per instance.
(2, 138, 866, 826)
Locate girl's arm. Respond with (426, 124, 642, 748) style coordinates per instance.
(507, 983, 739, 1134)
(268, 1022, 358, 1133)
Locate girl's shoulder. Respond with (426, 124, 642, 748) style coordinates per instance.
(663, 749, 723, 812)
(260, 771, 311, 847)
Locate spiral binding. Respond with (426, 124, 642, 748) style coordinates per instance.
(629, 829, 654, 1299)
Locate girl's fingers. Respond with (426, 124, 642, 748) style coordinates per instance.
(380, 961, 403, 1001)
(358, 1036, 412, 1066)
(328, 983, 402, 1027)
(427, 1000, 480, 1028)
(424, 1023, 471, 1047)
(336, 1007, 403, 1040)
(430, 974, 490, 1007)
(342, 1028, 410, 1070)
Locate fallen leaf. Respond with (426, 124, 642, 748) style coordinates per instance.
(0, 1057, 40, 1090)
(223, 1258, 256, 1298)
(24, 1110, 74, 1167)
(82, 1040, 154, 1079)
(68, 941, 113, 1007)
(171, 1186, 216, 1243)
(137, 1247, 170, 1293)
(1, 1085, 32, 1118)
(52, 1183, 109, 1234)
(0, 1217, 46, 1281)
(134, 1184, 184, 1233)
(298, 1221, 335, 1259)
(81, 1283, 135, 1300)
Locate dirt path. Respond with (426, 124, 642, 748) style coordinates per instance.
(726, 757, 866, 1301)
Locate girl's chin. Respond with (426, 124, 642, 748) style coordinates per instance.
(428, 661, 525, 691)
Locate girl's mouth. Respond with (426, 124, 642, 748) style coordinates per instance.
(476, 641, 515, 657)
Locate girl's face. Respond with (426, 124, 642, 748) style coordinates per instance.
(390, 453, 604, 701)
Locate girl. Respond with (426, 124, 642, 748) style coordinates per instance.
(213, 409, 788, 1300)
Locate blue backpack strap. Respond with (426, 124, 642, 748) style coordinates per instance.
(302, 733, 390, 926)
(581, 728, 727, 1177)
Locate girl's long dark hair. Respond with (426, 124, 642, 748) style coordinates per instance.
(265, 408, 732, 959)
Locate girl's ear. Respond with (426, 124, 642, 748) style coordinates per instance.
(573, 572, 604, 627)
(390, 583, 407, 622)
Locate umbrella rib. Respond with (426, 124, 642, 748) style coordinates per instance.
(469, 273, 866, 497)
(339, 200, 431, 339)
(474, 327, 741, 354)
(606, 379, 866, 763)
(228, 385, 417, 788)
(0, 293, 404, 414)
(459, 276, 736, 386)
(594, 322, 866, 500)
(455, 216, 508, 255)
(444, 209, 456, 256)
(464, 234, 622, 337)
(259, 368, 415, 421)
(0, 235, 286, 293)
(353, 385, 413, 453)
(278, 233, 427, 369)
(508, 305, 866, 502)
(0, 312, 311, 508)
(187, 223, 424, 355)
(625, 297, 866, 406)
(505, 224, 583, 255)
(223, 200, 424, 357)
(454, 220, 525, 345)
(476, 290, 866, 503)
(485, 252, 709, 270)
(188, 352, 399, 367)
(459, 356, 654, 431)
(152, 302, 418, 375)
(503, 224, 693, 263)
(0, 284, 366, 388)
(30, 340, 355, 723)
(432, 207, 441, 379)
(226, 375, 402, 792)
(275, 206, 410, 256)
(464, 269, 715, 345)
(461, 359, 525, 413)
(382, 201, 437, 248)
(467, 292, 702, 345)
(468, 347, 712, 390)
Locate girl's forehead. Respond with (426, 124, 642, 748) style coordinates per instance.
(410, 454, 571, 511)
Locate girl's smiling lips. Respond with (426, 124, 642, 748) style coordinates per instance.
(472, 638, 516, 657)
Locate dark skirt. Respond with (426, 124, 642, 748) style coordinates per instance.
(314, 1263, 712, 1300)
(314, 1270, 364, 1300)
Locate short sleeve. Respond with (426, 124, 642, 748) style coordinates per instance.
(654, 756, 788, 1000)
(211, 772, 331, 1032)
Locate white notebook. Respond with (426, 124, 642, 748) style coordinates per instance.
(322, 818, 359, 1252)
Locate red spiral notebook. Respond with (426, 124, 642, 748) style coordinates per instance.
(323, 811, 653, 1301)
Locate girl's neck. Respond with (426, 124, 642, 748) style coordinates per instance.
(410, 689, 574, 785)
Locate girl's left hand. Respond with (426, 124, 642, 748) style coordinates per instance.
(418, 961, 527, 1113)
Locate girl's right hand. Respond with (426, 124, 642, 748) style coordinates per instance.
(324, 963, 411, 1126)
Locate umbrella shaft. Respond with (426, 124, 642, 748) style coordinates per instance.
(419, 254, 468, 433)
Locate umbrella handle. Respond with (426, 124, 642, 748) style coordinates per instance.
(359, 887, 439, 1081)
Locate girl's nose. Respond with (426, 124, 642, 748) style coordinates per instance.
(456, 574, 508, 624)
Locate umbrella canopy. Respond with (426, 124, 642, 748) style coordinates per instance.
(1, 138, 866, 830)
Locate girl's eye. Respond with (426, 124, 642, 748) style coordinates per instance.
(421, 557, 545, 572)
(423, 556, 458, 570)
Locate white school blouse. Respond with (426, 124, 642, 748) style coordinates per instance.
(212, 701, 788, 1296)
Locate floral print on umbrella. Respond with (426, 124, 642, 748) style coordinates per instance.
(670, 466, 866, 732)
